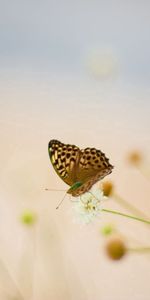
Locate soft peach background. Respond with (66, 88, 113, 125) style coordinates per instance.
(0, 1, 150, 299)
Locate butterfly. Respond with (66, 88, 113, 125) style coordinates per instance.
(48, 139, 113, 197)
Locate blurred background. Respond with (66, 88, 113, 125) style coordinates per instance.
(0, 1, 150, 299)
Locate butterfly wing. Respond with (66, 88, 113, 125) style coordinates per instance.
(78, 147, 113, 181)
(48, 140, 80, 186)
(67, 147, 113, 196)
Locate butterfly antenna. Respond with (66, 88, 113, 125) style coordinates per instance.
(56, 192, 67, 209)
(45, 188, 66, 191)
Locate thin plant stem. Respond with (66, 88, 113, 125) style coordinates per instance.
(128, 247, 150, 253)
(102, 208, 150, 225)
(0, 256, 25, 300)
(136, 164, 150, 181)
(113, 192, 149, 220)
(31, 226, 38, 300)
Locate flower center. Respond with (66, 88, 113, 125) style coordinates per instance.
(84, 200, 96, 212)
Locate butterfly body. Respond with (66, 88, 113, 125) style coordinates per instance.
(48, 139, 113, 197)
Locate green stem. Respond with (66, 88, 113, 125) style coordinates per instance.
(102, 208, 150, 225)
(128, 247, 150, 253)
(113, 193, 149, 220)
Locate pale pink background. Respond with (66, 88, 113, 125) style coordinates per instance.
(0, 1, 150, 299)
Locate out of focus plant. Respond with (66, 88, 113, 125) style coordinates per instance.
(127, 150, 143, 166)
(20, 210, 37, 226)
(127, 150, 150, 180)
(105, 237, 127, 260)
(101, 224, 115, 236)
(101, 180, 149, 220)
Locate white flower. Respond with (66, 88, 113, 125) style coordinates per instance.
(72, 186, 105, 224)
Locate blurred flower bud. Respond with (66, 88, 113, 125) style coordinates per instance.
(86, 48, 118, 80)
(101, 224, 115, 236)
(105, 238, 127, 260)
(101, 181, 114, 197)
(127, 151, 142, 165)
(20, 210, 37, 226)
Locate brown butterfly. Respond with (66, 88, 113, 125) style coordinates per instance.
(48, 139, 113, 197)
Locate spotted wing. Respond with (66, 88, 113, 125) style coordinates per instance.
(48, 139, 80, 186)
(78, 147, 113, 180)
(69, 147, 113, 196)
